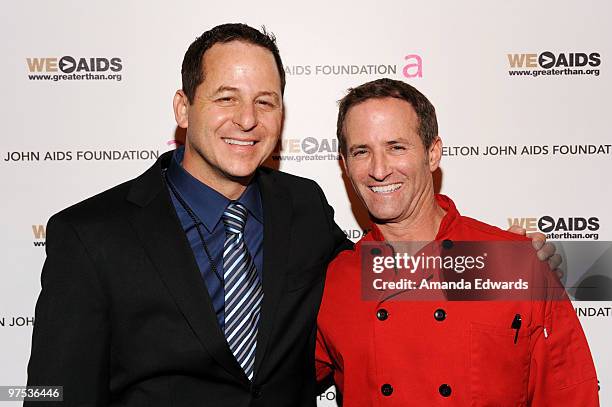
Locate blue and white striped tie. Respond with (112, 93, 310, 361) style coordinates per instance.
(222, 201, 263, 380)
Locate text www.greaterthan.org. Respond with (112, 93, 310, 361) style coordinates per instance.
(508, 68, 599, 77)
(28, 73, 122, 81)
(271, 154, 339, 163)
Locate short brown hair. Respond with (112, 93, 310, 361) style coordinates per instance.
(337, 78, 438, 154)
(181, 23, 285, 104)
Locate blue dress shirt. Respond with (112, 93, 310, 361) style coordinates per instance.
(165, 147, 264, 330)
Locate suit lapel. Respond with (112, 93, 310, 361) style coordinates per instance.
(253, 169, 292, 376)
(126, 154, 248, 384)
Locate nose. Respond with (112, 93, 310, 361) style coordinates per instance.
(369, 151, 392, 181)
(233, 102, 258, 131)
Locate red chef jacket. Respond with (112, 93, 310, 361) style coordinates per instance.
(316, 194, 599, 406)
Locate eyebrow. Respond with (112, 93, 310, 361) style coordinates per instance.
(386, 138, 415, 148)
(213, 86, 239, 95)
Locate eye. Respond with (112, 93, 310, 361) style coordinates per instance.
(389, 144, 408, 154)
(352, 149, 367, 157)
(215, 96, 235, 104)
(256, 99, 276, 108)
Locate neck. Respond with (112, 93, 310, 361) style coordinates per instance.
(182, 149, 250, 201)
(376, 188, 446, 242)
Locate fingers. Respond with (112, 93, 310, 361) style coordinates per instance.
(532, 238, 545, 251)
(553, 268, 565, 281)
(536, 241, 555, 261)
(548, 253, 562, 270)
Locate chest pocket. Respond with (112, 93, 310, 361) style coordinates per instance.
(470, 322, 530, 406)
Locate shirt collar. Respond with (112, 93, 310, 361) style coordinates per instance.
(433, 194, 460, 240)
(166, 146, 263, 232)
(368, 194, 460, 242)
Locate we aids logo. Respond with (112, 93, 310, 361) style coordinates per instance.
(271, 137, 340, 163)
(507, 51, 601, 78)
(507, 216, 600, 240)
(26, 55, 123, 81)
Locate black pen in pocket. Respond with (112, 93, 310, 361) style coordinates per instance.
(511, 314, 522, 344)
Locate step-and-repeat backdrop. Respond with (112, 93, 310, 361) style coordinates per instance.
(2, 1, 610, 405)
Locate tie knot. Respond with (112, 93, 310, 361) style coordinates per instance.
(223, 201, 248, 234)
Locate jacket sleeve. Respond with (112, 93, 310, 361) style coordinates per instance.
(26, 214, 110, 407)
(528, 267, 599, 406)
(315, 325, 334, 382)
(315, 323, 338, 398)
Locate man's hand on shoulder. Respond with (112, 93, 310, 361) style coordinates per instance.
(507, 225, 563, 279)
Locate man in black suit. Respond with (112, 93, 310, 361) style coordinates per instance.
(26, 23, 556, 407)
(26, 23, 349, 406)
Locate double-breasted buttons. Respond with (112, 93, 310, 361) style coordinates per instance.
(439, 384, 452, 397)
(434, 308, 446, 321)
(381, 384, 393, 396)
(376, 309, 389, 321)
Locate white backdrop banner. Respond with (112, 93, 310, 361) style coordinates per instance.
(1, 1, 610, 406)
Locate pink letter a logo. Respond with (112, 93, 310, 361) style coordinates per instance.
(403, 54, 423, 78)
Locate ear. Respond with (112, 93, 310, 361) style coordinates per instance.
(340, 150, 350, 175)
(173, 90, 190, 129)
(428, 136, 442, 172)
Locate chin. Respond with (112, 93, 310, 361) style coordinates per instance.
(224, 164, 260, 180)
(368, 207, 402, 223)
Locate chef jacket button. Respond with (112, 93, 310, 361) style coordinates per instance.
(434, 308, 446, 321)
(442, 239, 453, 249)
(439, 384, 452, 397)
(376, 309, 388, 321)
(381, 383, 393, 396)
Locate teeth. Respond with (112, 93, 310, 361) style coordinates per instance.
(370, 183, 402, 193)
(224, 139, 255, 146)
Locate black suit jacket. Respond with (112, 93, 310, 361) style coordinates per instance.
(26, 151, 350, 407)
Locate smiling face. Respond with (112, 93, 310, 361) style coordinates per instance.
(173, 40, 283, 198)
(342, 97, 441, 224)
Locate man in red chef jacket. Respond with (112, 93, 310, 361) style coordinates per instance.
(316, 78, 599, 406)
